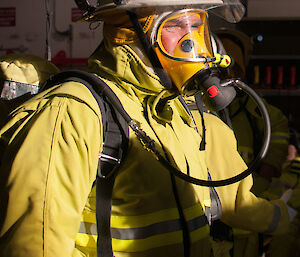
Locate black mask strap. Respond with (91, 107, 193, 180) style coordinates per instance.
(127, 10, 174, 91)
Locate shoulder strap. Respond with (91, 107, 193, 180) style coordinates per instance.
(43, 70, 129, 257)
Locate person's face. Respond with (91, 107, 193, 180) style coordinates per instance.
(160, 14, 203, 54)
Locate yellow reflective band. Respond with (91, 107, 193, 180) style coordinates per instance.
(184, 204, 206, 220)
(190, 224, 210, 243)
(270, 139, 289, 145)
(75, 232, 97, 248)
(81, 210, 96, 224)
(290, 160, 300, 174)
(111, 204, 204, 229)
(272, 132, 289, 138)
(111, 208, 179, 229)
(76, 204, 209, 251)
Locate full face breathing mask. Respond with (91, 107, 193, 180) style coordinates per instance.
(150, 9, 236, 111)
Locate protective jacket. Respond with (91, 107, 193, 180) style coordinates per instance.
(229, 95, 289, 176)
(260, 157, 300, 257)
(0, 39, 290, 257)
(187, 95, 291, 257)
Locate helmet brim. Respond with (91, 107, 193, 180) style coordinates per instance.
(76, 0, 245, 23)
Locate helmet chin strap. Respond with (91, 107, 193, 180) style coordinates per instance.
(127, 10, 175, 92)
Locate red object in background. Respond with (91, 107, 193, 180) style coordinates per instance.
(289, 66, 297, 90)
(264, 66, 272, 89)
(71, 8, 85, 22)
(0, 7, 16, 27)
(275, 66, 284, 89)
(51, 50, 88, 68)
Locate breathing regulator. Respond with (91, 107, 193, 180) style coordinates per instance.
(74, 0, 271, 187)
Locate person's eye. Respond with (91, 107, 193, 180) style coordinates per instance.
(164, 24, 182, 32)
(191, 22, 203, 29)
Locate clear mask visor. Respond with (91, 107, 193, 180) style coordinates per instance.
(155, 9, 213, 63)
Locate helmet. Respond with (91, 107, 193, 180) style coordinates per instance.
(75, 0, 245, 23)
(214, 28, 253, 78)
(0, 53, 59, 86)
(0, 53, 60, 99)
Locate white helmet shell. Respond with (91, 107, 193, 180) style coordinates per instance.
(76, 0, 245, 23)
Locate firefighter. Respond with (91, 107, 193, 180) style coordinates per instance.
(0, 1, 294, 257)
(261, 129, 300, 257)
(215, 28, 290, 189)
(214, 29, 290, 257)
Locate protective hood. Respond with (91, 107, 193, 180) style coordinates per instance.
(88, 39, 194, 124)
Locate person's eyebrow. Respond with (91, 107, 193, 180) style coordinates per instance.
(165, 19, 184, 27)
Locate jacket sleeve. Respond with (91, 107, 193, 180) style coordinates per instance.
(0, 82, 102, 257)
(203, 113, 290, 236)
(261, 100, 289, 172)
(220, 175, 291, 235)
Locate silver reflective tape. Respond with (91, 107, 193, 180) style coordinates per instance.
(111, 219, 181, 240)
(78, 221, 97, 235)
(187, 215, 209, 232)
(111, 215, 208, 240)
(270, 135, 289, 142)
(1, 80, 39, 100)
(264, 204, 281, 234)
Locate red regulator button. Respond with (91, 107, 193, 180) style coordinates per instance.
(207, 85, 219, 97)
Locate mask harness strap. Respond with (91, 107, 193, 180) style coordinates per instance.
(127, 10, 174, 91)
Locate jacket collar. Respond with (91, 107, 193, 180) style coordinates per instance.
(88, 38, 194, 126)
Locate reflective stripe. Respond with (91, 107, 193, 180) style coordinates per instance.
(264, 204, 281, 234)
(271, 132, 289, 144)
(111, 204, 204, 229)
(79, 221, 97, 235)
(290, 160, 300, 174)
(188, 215, 208, 232)
(270, 139, 289, 144)
(75, 232, 97, 248)
(112, 222, 209, 252)
(112, 218, 180, 240)
(272, 132, 289, 138)
(112, 231, 183, 252)
(76, 204, 209, 251)
(81, 211, 96, 224)
(111, 214, 208, 240)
